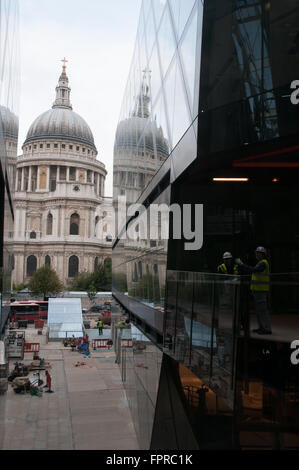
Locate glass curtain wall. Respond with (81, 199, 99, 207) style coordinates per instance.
(198, 0, 299, 158)
(113, 0, 204, 310)
(0, 0, 20, 336)
(113, 0, 203, 201)
(0, 0, 19, 453)
(118, 324, 163, 450)
(113, 0, 205, 449)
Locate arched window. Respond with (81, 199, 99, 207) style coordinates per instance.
(45, 255, 51, 267)
(30, 231, 37, 239)
(94, 257, 99, 271)
(27, 256, 37, 277)
(47, 213, 53, 235)
(70, 213, 80, 235)
(68, 256, 79, 278)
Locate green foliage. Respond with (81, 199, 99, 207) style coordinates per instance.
(68, 271, 92, 292)
(104, 258, 112, 285)
(128, 274, 161, 303)
(68, 259, 112, 292)
(87, 284, 97, 302)
(28, 266, 64, 297)
(113, 272, 127, 293)
(13, 283, 26, 292)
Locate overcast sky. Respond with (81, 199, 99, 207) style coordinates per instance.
(18, 0, 142, 197)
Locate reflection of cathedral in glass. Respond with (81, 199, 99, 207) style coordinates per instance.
(113, 70, 169, 204)
(113, 0, 299, 451)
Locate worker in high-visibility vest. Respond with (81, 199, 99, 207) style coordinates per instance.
(217, 252, 239, 275)
(236, 247, 271, 335)
(98, 319, 103, 336)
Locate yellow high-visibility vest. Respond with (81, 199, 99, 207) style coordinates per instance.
(251, 259, 270, 292)
(217, 263, 239, 275)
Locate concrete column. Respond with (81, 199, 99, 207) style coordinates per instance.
(28, 166, 32, 192)
(37, 165, 40, 190)
(21, 168, 25, 191)
(67, 167, 70, 182)
(90, 209, 94, 239)
(46, 166, 50, 191)
(15, 170, 19, 191)
(54, 208, 59, 238)
(22, 209, 26, 240)
(57, 206, 61, 237)
(18, 253, 25, 285)
(14, 208, 20, 239)
(63, 253, 68, 284)
(61, 207, 66, 237)
(97, 173, 101, 196)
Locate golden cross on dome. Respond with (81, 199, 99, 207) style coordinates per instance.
(61, 57, 68, 71)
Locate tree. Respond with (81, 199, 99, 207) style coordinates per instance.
(93, 263, 109, 291)
(104, 258, 112, 287)
(87, 283, 97, 303)
(68, 261, 112, 292)
(13, 282, 26, 292)
(28, 266, 64, 299)
(68, 271, 92, 292)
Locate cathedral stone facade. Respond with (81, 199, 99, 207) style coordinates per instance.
(12, 63, 112, 287)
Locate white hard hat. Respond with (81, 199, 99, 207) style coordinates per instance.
(223, 252, 233, 259)
(256, 246, 266, 253)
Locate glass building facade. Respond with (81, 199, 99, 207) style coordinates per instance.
(0, 0, 19, 336)
(0, 0, 20, 451)
(113, 0, 299, 450)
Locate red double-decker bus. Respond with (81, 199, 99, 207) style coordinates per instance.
(9, 301, 48, 323)
(33, 301, 48, 318)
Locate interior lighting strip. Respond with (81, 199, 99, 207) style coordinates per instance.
(213, 178, 249, 182)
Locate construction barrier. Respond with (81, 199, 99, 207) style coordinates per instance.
(92, 339, 113, 350)
(121, 339, 133, 348)
(24, 343, 40, 354)
(34, 320, 45, 329)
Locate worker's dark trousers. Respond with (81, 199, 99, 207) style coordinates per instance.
(98, 328, 102, 335)
(253, 291, 272, 332)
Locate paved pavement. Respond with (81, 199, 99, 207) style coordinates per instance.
(0, 326, 139, 451)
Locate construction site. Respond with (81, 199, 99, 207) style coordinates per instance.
(0, 297, 139, 451)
